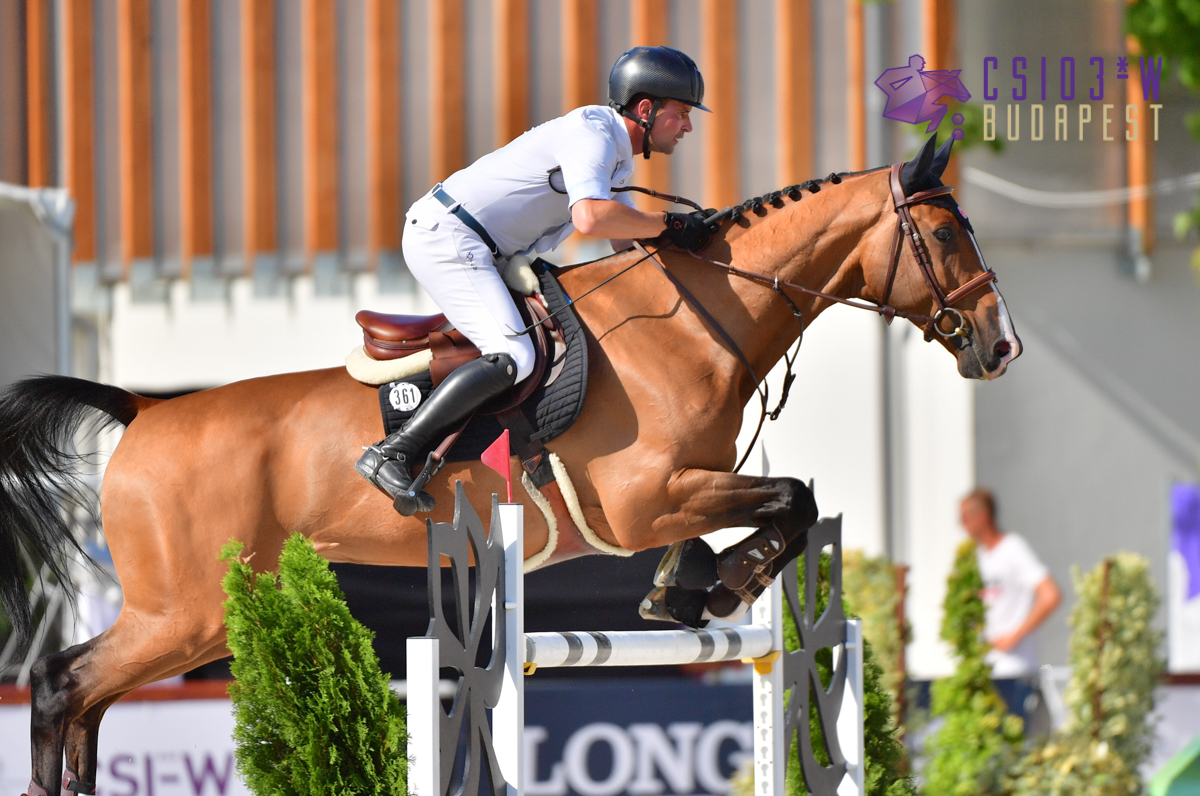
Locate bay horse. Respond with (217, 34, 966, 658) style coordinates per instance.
(0, 135, 1019, 796)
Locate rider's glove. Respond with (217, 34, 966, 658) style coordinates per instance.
(660, 211, 713, 251)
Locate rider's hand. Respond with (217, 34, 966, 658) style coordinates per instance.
(660, 211, 712, 251)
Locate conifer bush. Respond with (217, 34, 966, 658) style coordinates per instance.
(1006, 553, 1162, 796)
(843, 551, 910, 733)
(221, 534, 407, 796)
(921, 541, 1023, 795)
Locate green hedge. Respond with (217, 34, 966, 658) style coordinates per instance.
(221, 534, 407, 796)
(921, 541, 1023, 795)
(1006, 554, 1162, 796)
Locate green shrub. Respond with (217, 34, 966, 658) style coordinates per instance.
(922, 541, 1023, 795)
(221, 534, 407, 796)
(1006, 554, 1162, 796)
(843, 551, 910, 735)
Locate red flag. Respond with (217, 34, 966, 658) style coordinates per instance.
(481, 429, 512, 502)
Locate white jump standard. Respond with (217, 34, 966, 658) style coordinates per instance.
(407, 484, 865, 796)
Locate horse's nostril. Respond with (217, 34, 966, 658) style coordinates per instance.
(994, 340, 1012, 359)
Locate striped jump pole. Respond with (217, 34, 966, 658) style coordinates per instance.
(408, 487, 865, 796)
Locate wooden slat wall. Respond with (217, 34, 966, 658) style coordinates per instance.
(493, 0, 528, 147)
(701, 0, 738, 210)
(562, 0, 597, 112)
(366, 0, 402, 256)
(922, 0, 958, 187)
(179, 0, 213, 277)
(429, 0, 465, 182)
(25, 0, 52, 187)
(630, 0, 670, 208)
(242, 0, 276, 272)
(118, 0, 155, 271)
(776, 0, 813, 185)
(62, 0, 95, 262)
(1126, 35, 1154, 253)
(846, 0, 865, 172)
(304, 0, 339, 259)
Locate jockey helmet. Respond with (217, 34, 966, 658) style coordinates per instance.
(608, 46, 709, 159)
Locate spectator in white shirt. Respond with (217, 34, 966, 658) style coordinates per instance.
(960, 488, 1062, 717)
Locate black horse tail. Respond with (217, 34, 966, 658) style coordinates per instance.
(0, 376, 157, 654)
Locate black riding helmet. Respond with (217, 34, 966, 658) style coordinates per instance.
(608, 46, 709, 160)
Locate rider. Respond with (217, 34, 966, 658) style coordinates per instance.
(357, 46, 715, 515)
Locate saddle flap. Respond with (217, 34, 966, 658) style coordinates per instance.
(356, 310, 448, 342)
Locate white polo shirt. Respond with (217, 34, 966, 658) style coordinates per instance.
(977, 532, 1050, 678)
(439, 105, 638, 258)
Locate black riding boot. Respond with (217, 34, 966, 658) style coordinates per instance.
(356, 353, 518, 515)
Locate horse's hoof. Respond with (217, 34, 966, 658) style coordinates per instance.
(639, 586, 708, 628)
(640, 586, 674, 621)
(392, 489, 436, 516)
(653, 539, 718, 590)
(703, 585, 751, 623)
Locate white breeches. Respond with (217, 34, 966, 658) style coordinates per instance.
(402, 197, 537, 383)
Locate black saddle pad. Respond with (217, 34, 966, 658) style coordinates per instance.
(376, 259, 588, 460)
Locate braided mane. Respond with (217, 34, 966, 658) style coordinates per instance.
(709, 165, 891, 225)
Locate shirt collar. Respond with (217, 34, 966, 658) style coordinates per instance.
(606, 105, 634, 164)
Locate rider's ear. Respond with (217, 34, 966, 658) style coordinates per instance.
(900, 134, 938, 195)
(930, 136, 954, 180)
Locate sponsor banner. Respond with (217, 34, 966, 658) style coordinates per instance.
(524, 679, 752, 796)
(0, 678, 751, 796)
(0, 700, 245, 796)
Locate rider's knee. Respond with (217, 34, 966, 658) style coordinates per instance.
(505, 337, 537, 384)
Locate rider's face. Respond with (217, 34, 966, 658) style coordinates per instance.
(644, 99, 693, 154)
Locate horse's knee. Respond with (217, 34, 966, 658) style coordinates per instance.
(774, 477, 817, 532)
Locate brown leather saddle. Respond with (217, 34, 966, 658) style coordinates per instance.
(355, 292, 563, 416)
(356, 273, 601, 568)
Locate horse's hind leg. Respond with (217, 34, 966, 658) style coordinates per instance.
(25, 639, 98, 796)
(28, 613, 227, 796)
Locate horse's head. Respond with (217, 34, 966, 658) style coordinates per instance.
(863, 135, 1022, 380)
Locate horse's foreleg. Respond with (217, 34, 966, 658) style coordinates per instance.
(618, 470, 816, 627)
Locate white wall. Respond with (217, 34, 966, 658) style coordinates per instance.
(108, 275, 439, 390)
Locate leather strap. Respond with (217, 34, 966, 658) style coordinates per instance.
(432, 186, 504, 259)
(24, 781, 49, 796)
(62, 769, 96, 796)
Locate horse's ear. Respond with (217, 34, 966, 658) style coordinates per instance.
(900, 134, 938, 194)
(931, 136, 954, 180)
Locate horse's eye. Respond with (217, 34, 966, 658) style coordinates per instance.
(933, 227, 952, 243)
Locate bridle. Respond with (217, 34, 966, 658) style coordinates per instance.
(879, 162, 997, 341)
(639, 160, 997, 469)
